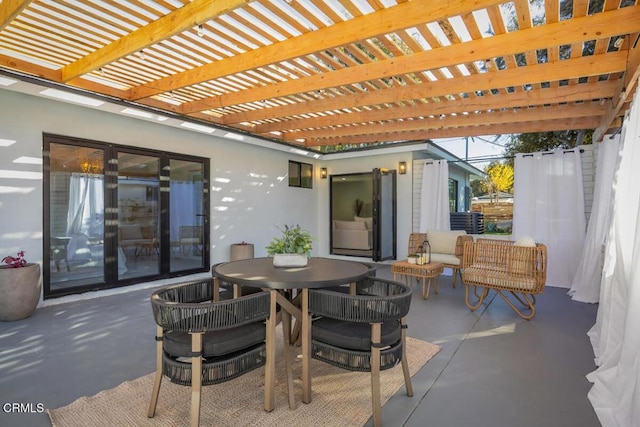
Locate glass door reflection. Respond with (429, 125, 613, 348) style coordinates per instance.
(48, 143, 105, 293)
(117, 152, 160, 280)
(169, 159, 206, 272)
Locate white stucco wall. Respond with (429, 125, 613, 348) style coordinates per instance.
(0, 89, 318, 267)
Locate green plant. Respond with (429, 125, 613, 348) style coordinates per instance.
(2, 251, 27, 268)
(265, 224, 313, 257)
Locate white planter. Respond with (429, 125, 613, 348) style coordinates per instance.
(407, 257, 417, 264)
(273, 254, 308, 267)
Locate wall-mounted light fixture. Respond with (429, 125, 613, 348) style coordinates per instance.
(398, 161, 407, 174)
(320, 167, 328, 179)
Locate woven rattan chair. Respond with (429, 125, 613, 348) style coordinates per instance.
(461, 239, 547, 320)
(308, 278, 413, 427)
(409, 231, 473, 287)
(148, 278, 271, 427)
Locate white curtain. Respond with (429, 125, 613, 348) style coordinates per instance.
(419, 160, 450, 232)
(66, 173, 104, 261)
(586, 81, 640, 427)
(512, 149, 585, 288)
(569, 136, 621, 303)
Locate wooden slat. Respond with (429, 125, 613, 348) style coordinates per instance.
(283, 103, 606, 141)
(312, 117, 603, 147)
(129, 0, 508, 100)
(181, 8, 639, 114)
(60, 0, 253, 82)
(0, 0, 637, 149)
(253, 81, 618, 134)
(220, 51, 627, 126)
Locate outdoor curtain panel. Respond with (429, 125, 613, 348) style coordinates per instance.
(66, 173, 104, 262)
(569, 135, 621, 303)
(419, 160, 450, 232)
(512, 148, 586, 288)
(587, 77, 640, 427)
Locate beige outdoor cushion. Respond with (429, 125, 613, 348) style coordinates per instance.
(430, 253, 461, 266)
(334, 220, 367, 230)
(426, 230, 466, 255)
(353, 216, 373, 230)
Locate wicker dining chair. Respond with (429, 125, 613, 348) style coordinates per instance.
(148, 278, 271, 427)
(308, 278, 413, 427)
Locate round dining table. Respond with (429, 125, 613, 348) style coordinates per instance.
(213, 257, 370, 411)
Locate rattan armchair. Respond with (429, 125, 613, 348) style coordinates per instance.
(409, 231, 473, 287)
(148, 278, 271, 427)
(308, 278, 413, 427)
(461, 239, 547, 320)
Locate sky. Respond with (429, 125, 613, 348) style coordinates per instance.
(432, 135, 512, 171)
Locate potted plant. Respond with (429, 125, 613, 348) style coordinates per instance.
(265, 224, 313, 267)
(0, 251, 42, 321)
(407, 253, 419, 264)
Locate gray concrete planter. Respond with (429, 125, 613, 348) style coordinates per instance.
(0, 263, 42, 321)
(272, 253, 308, 267)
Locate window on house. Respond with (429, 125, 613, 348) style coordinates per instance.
(289, 160, 313, 188)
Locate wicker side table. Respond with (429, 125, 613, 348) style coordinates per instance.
(391, 261, 444, 300)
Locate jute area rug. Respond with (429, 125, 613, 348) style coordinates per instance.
(49, 335, 439, 427)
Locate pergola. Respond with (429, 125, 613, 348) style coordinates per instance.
(1, 0, 639, 150)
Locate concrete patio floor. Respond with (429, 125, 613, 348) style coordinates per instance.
(0, 264, 601, 427)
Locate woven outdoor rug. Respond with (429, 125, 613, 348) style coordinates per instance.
(49, 335, 439, 427)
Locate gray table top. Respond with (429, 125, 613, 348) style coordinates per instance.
(213, 257, 370, 290)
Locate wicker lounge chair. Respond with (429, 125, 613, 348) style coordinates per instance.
(408, 231, 473, 287)
(148, 279, 271, 427)
(308, 278, 413, 427)
(461, 238, 547, 320)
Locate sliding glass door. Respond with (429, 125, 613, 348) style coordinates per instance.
(47, 143, 106, 293)
(169, 159, 206, 272)
(117, 152, 160, 280)
(44, 134, 209, 299)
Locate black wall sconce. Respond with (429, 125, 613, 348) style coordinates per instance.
(320, 167, 328, 179)
(398, 161, 407, 174)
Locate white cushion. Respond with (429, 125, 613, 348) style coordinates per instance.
(430, 253, 461, 266)
(353, 216, 373, 230)
(426, 230, 466, 255)
(514, 236, 536, 247)
(333, 220, 366, 230)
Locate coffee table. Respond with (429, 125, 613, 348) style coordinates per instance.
(392, 261, 444, 299)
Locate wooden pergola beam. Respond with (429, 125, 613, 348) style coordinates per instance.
(0, 0, 31, 31)
(594, 33, 640, 141)
(129, 0, 507, 100)
(182, 7, 639, 115)
(285, 103, 605, 141)
(219, 52, 626, 127)
(254, 81, 617, 134)
(312, 117, 602, 147)
(59, 0, 252, 82)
